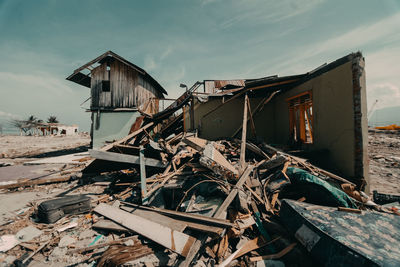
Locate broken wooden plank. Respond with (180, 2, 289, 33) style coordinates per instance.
(89, 149, 166, 168)
(139, 146, 147, 204)
(120, 201, 233, 228)
(233, 236, 281, 260)
(182, 136, 208, 151)
(120, 205, 187, 232)
(94, 203, 196, 257)
(0, 176, 72, 190)
(246, 96, 257, 137)
(122, 204, 223, 235)
(239, 94, 249, 172)
(199, 143, 239, 179)
(249, 243, 297, 261)
(92, 219, 130, 233)
(100, 122, 154, 151)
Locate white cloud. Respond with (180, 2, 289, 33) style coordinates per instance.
(0, 110, 21, 120)
(160, 46, 173, 60)
(219, 0, 324, 29)
(368, 83, 400, 109)
(144, 56, 157, 71)
(199, 0, 218, 6)
(241, 11, 400, 111)
(0, 71, 74, 96)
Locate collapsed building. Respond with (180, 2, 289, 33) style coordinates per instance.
(185, 52, 369, 191)
(69, 51, 368, 191)
(4, 51, 397, 267)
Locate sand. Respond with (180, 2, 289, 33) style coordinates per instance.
(0, 134, 90, 160)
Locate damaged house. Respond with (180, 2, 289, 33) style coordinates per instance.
(5, 52, 399, 267)
(67, 51, 167, 148)
(184, 52, 368, 190)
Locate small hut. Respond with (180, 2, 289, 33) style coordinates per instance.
(67, 51, 167, 148)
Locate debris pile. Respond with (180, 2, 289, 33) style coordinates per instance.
(2, 94, 400, 266)
(1, 121, 400, 266)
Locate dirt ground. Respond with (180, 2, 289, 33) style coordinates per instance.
(0, 134, 90, 161)
(1, 131, 399, 194)
(368, 129, 400, 195)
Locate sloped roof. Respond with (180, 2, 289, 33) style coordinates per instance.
(66, 51, 167, 95)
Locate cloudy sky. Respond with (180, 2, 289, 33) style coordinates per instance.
(1, 0, 400, 131)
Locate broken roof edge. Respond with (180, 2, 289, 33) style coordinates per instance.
(203, 51, 364, 98)
(66, 50, 168, 96)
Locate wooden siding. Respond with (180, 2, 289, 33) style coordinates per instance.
(90, 60, 163, 112)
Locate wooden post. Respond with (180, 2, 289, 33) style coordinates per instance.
(240, 94, 248, 173)
(139, 146, 147, 204)
(246, 97, 257, 137)
(190, 95, 195, 130)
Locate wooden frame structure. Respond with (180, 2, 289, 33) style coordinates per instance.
(286, 91, 313, 144)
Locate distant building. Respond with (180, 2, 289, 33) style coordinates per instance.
(67, 51, 167, 148)
(37, 123, 79, 136)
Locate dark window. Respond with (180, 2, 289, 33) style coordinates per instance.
(102, 80, 110, 92)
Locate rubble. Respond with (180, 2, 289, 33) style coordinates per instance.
(1, 52, 400, 265)
(1, 114, 399, 267)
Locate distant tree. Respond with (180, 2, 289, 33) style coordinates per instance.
(47, 116, 59, 123)
(9, 115, 42, 135)
(27, 115, 38, 123)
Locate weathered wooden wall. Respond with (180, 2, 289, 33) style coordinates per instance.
(90, 60, 163, 112)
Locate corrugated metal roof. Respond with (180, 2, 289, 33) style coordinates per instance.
(204, 79, 245, 93)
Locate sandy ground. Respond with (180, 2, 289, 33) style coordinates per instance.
(0, 134, 90, 160)
(0, 134, 91, 225)
(368, 129, 400, 195)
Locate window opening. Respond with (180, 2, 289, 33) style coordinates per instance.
(101, 80, 110, 92)
(287, 91, 313, 144)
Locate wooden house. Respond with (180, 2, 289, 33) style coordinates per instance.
(67, 51, 167, 148)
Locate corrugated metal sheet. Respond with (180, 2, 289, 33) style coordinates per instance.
(204, 80, 245, 94)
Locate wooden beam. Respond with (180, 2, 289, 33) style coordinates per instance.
(139, 146, 147, 204)
(246, 97, 257, 137)
(100, 122, 154, 151)
(240, 94, 248, 172)
(89, 149, 166, 168)
(214, 165, 253, 219)
(0, 176, 72, 190)
(94, 203, 196, 257)
(120, 201, 233, 228)
(250, 243, 297, 261)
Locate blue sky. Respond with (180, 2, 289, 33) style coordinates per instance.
(1, 0, 400, 131)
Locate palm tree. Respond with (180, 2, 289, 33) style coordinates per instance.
(27, 115, 38, 123)
(47, 116, 59, 123)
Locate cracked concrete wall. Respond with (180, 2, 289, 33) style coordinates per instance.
(273, 60, 360, 181)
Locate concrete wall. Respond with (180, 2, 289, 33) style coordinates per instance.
(188, 97, 269, 140)
(274, 61, 356, 177)
(92, 111, 140, 149)
(190, 55, 369, 187)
